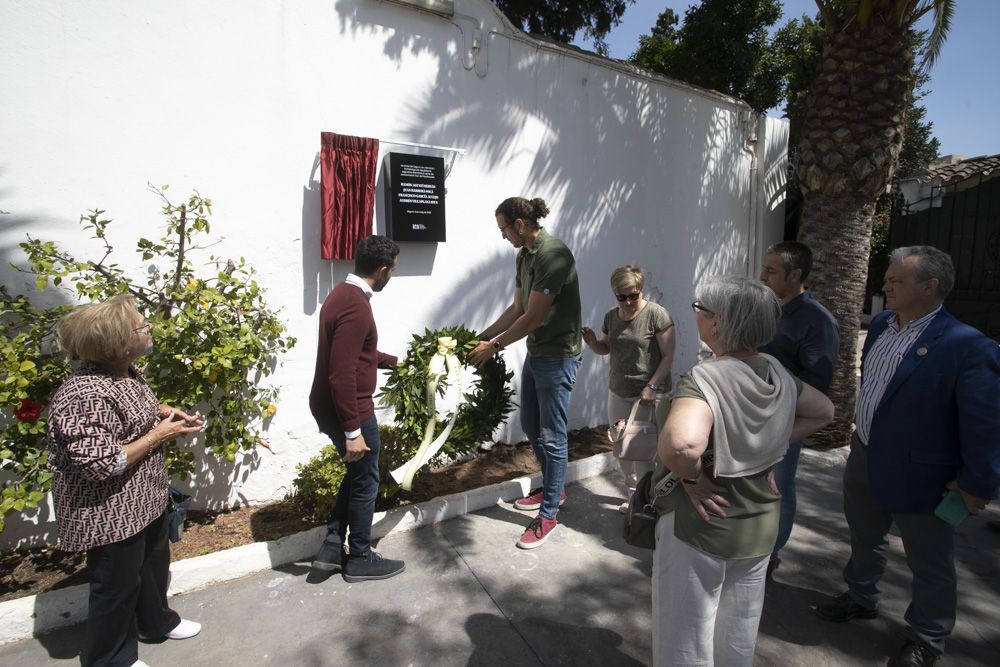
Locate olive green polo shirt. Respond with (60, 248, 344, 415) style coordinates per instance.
(603, 302, 673, 398)
(515, 228, 582, 358)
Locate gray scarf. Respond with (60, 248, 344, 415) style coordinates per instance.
(689, 354, 796, 478)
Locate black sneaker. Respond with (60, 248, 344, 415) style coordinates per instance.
(342, 550, 405, 582)
(888, 640, 939, 667)
(815, 592, 879, 622)
(311, 538, 346, 572)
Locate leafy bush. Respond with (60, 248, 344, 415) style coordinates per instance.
(0, 186, 296, 533)
(293, 425, 419, 519)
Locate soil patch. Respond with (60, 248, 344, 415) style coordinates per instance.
(0, 427, 612, 603)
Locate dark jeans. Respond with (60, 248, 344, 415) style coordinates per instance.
(324, 414, 381, 556)
(771, 440, 803, 559)
(842, 434, 957, 653)
(520, 354, 582, 520)
(85, 507, 180, 667)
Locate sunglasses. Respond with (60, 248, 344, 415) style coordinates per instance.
(691, 301, 714, 315)
(134, 320, 153, 334)
(615, 292, 641, 303)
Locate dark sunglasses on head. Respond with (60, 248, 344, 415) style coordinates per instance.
(615, 292, 641, 303)
(691, 301, 714, 315)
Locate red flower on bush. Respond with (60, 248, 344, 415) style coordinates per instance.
(14, 398, 44, 422)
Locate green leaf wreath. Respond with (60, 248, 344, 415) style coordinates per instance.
(378, 325, 516, 462)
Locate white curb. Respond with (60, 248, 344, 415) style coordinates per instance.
(801, 445, 849, 468)
(0, 451, 619, 645)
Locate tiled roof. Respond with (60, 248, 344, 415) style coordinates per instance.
(923, 153, 1000, 186)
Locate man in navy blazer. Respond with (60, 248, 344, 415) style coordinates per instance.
(816, 246, 1000, 667)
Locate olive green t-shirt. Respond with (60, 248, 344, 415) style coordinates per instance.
(602, 302, 673, 398)
(515, 229, 582, 358)
(651, 355, 802, 559)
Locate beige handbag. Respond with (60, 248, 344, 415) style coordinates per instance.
(608, 399, 658, 462)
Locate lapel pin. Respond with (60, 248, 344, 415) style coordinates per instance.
(916, 346, 928, 357)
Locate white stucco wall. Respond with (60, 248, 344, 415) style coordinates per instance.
(0, 0, 787, 549)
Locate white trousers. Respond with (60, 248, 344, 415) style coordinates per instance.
(652, 513, 768, 667)
(607, 389, 656, 493)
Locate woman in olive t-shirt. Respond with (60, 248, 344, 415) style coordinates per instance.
(581, 265, 675, 507)
(649, 277, 833, 667)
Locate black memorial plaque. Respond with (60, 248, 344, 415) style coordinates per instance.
(384, 152, 446, 242)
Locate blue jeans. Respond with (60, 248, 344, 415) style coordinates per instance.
(323, 415, 381, 557)
(520, 354, 582, 520)
(771, 440, 803, 559)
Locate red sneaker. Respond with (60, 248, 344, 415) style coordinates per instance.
(513, 487, 567, 511)
(516, 516, 558, 549)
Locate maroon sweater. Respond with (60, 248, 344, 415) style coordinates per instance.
(309, 282, 397, 435)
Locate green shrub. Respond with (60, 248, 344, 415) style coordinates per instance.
(0, 186, 296, 533)
(294, 425, 420, 520)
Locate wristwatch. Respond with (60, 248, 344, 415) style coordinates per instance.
(646, 383, 660, 391)
(491, 338, 503, 352)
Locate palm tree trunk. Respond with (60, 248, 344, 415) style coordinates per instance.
(798, 194, 876, 448)
(794, 22, 915, 449)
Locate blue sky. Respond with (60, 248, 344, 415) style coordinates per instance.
(573, 0, 999, 158)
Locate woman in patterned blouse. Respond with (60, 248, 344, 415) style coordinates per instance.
(48, 295, 204, 667)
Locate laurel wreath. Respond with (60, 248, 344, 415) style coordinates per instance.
(378, 325, 516, 459)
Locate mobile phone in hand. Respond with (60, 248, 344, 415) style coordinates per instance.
(933, 489, 969, 527)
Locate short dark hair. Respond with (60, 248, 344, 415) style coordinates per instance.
(766, 241, 813, 282)
(354, 235, 399, 276)
(495, 197, 550, 228)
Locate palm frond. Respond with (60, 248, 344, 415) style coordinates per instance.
(912, 0, 953, 69)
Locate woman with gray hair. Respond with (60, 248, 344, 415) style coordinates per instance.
(650, 277, 833, 666)
(47, 294, 204, 667)
(582, 264, 675, 509)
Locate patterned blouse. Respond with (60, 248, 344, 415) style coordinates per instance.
(47, 363, 168, 551)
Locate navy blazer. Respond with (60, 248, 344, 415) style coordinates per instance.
(861, 308, 1000, 514)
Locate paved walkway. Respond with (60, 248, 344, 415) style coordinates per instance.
(2, 453, 999, 666)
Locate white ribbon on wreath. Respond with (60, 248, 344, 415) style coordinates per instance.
(390, 336, 468, 491)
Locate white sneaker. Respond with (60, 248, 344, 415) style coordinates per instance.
(165, 618, 202, 640)
(131, 661, 150, 667)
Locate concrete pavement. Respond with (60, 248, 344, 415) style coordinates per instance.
(2, 451, 998, 666)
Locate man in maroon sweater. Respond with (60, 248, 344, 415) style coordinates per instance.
(309, 235, 405, 582)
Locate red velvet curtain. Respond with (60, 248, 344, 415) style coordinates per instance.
(320, 132, 379, 260)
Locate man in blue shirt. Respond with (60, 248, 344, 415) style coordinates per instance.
(759, 241, 840, 575)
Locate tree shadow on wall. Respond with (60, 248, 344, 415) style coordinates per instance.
(328, 0, 765, 438)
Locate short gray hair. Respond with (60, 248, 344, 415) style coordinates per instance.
(889, 246, 954, 299)
(696, 277, 781, 353)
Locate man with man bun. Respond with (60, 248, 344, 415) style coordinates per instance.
(469, 196, 582, 550)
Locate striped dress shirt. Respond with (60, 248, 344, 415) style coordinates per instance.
(855, 306, 941, 445)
